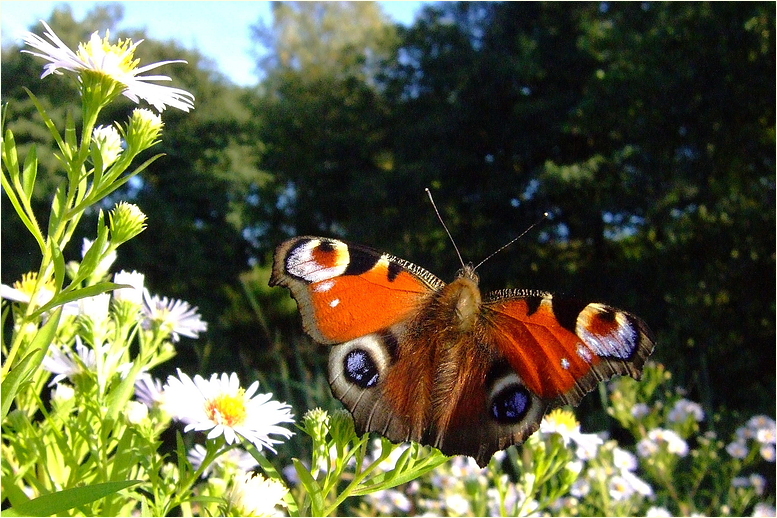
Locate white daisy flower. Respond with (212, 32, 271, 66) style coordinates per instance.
(142, 289, 208, 342)
(668, 398, 705, 423)
(42, 336, 132, 386)
(631, 402, 651, 419)
(125, 400, 149, 425)
(539, 408, 603, 460)
(22, 21, 194, 112)
(760, 443, 776, 462)
(134, 372, 165, 408)
(1, 271, 67, 312)
(163, 370, 294, 453)
(612, 446, 638, 472)
(752, 502, 777, 517)
(608, 474, 636, 501)
(646, 506, 673, 517)
(638, 428, 689, 457)
(78, 292, 111, 327)
(41, 337, 96, 386)
(227, 472, 289, 517)
(726, 440, 749, 460)
(50, 383, 75, 404)
(113, 270, 145, 305)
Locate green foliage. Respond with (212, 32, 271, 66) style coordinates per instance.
(250, 1, 775, 420)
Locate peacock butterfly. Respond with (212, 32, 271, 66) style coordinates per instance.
(269, 221, 655, 467)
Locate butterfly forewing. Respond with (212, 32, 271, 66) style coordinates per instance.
(270, 236, 443, 344)
(483, 290, 656, 406)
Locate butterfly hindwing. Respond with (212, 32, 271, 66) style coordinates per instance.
(327, 315, 549, 467)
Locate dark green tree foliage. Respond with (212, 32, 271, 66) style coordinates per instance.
(247, 1, 400, 249)
(252, 2, 774, 417)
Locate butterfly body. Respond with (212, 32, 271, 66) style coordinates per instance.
(270, 236, 655, 466)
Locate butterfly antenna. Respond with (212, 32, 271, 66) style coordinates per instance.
(425, 188, 467, 270)
(473, 211, 550, 271)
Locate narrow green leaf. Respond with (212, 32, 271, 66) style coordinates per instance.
(72, 212, 109, 284)
(293, 459, 325, 515)
(3, 480, 141, 517)
(23, 88, 65, 152)
(47, 182, 67, 238)
(63, 111, 78, 158)
(50, 239, 66, 293)
(106, 360, 144, 421)
(90, 139, 105, 189)
(32, 282, 124, 319)
(74, 154, 163, 214)
(1, 307, 62, 419)
(2, 128, 20, 179)
(0, 481, 31, 514)
(0, 169, 42, 249)
(21, 144, 38, 202)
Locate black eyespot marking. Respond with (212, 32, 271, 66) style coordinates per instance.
(491, 385, 531, 424)
(318, 240, 337, 252)
(387, 261, 403, 282)
(343, 247, 380, 276)
(344, 349, 380, 388)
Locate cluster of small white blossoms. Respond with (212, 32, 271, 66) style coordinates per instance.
(727, 415, 777, 463)
(362, 409, 607, 517)
(0, 239, 207, 382)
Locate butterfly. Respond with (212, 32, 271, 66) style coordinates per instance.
(269, 235, 655, 467)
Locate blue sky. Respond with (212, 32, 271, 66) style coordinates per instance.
(1, 1, 426, 86)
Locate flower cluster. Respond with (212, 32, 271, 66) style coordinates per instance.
(1, 23, 294, 517)
(300, 364, 775, 518)
(728, 415, 777, 463)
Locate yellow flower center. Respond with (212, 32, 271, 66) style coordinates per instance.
(206, 391, 247, 427)
(76, 32, 140, 77)
(545, 408, 580, 431)
(13, 272, 55, 307)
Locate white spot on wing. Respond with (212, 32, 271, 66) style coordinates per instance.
(561, 357, 570, 370)
(576, 343, 593, 363)
(330, 298, 340, 307)
(314, 280, 335, 292)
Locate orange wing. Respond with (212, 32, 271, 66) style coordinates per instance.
(482, 290, 655, 406)
(269, 236, 444, 344)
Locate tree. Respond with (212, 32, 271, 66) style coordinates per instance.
(249, 1, 775, 418)
(246, 1, 400, 251)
